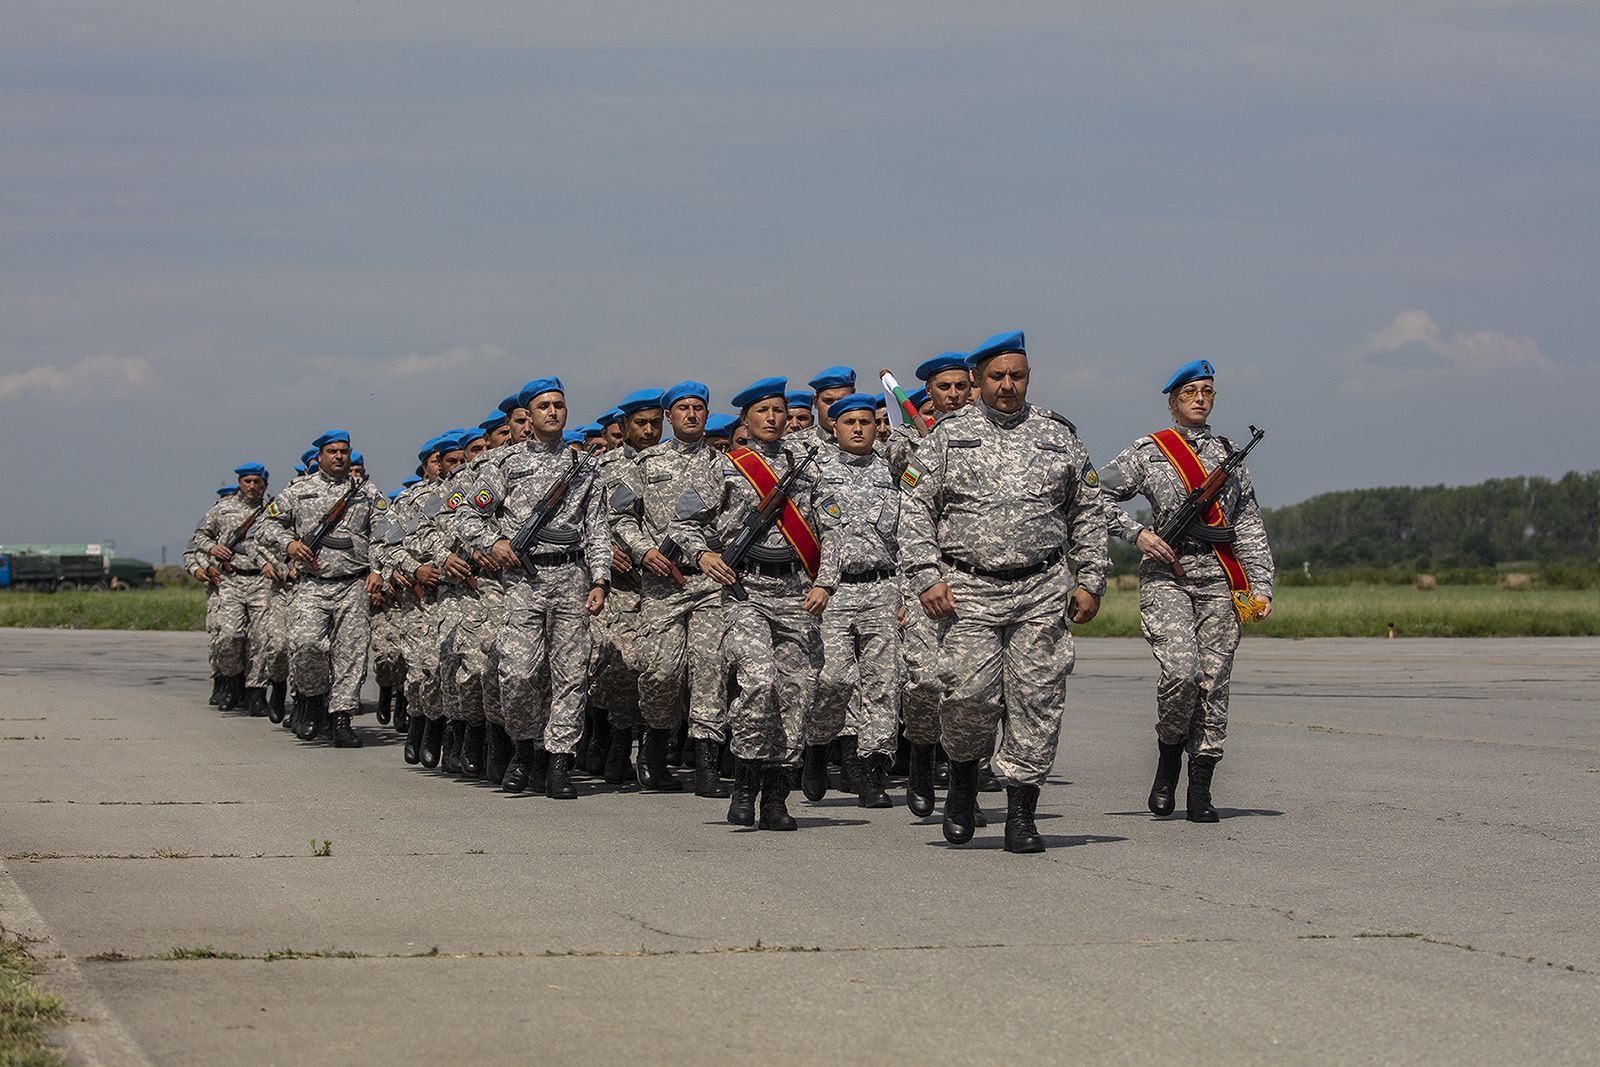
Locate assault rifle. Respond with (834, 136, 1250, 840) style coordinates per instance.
(1156, 425, 1265, 578)
(658, 538, 688, 587)
(302, 476, 365, 568)
(219, 501, 268, 571)
(508, 452, 590, 576)
(720, 448, 818, 602)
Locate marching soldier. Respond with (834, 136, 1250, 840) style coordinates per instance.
(188, 464, 281, 714)
(784, 391, 815, 435)
(1097, 360, 1273, 822)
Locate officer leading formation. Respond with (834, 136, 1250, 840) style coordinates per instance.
(185, 331, 1274, 855)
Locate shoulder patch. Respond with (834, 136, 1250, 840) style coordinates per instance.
(1083, 466, 1099, 488)
(447, 491, 465, 510)
(900, 460, 925, 490)
(473, 489, 493, 509)
(266, 501, 281, 517)
(822, 497, 842, 520)
(374, 496, 387, 511)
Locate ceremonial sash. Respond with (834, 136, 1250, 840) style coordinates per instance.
(726, 447, 821, 579)
(1149, 429, 1252, 602)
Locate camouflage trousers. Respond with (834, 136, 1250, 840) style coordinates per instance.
(286, 574, 371, 714)
(1138, 565, 1240, 759)
(401, 589, 444, 720)
(932, 562, 1076, 788)
(813, 578, 901, 759)
(498, 565, 591, 751)
(438, 582, 500, 727)
(898, 580, 943, 745)
(369, 597, 407, 690)
(591, 585, 643, 731)
(263, 582, 292, 686)
(210, 572, 274, 685)
(204, 585, 220, 639)
(722, 571, 821, 767)
(637, 572, 726, 740)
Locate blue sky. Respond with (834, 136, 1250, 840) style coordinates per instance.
(3, 2, 1596, 563)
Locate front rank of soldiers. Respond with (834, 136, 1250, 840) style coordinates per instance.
(189, 331, 1274, 853)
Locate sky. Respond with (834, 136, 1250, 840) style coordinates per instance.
(2, 1, 1597, 564)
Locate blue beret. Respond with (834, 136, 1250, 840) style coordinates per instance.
(442, 429, 474, 452)
(785, 390, 814, 408)
(1162, 359, 1216, 394)
(498, 393, 523, 416)
(300, 448, 319, 468)
(618, 390, 665, 416)
(517, 377, 564, 408)
(349, 452, 364, 466)
(561, 429, 586, 447)
(306, 460, 319, 472)
(293, 465, 306, 476)
(807, 365, 856, 392)
(452, 431, 479, 451)
(578, 422, 603, 438)
(388, 489, 404, 501)
(401, 476, 421, 488)
(418, 435, 449, 461)
(704, 414, 740, 436)
(732, 377, 788, 410)
(217, 484, 238, 497)
(966, 331, 1025, 368)
(917, 353, 970, 380)
(479, 412, 509, 432)
(826, 393, 879, 421)
(596, 406, 623, 428)
(413, 465, 424, 478)
(875, 394, 887, 408)
(908, 387, 930, 408)
(662, 380, 710, 409)
(312, 430, 350, 449)
(233, 463, 268, 481)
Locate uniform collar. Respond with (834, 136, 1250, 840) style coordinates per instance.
(976, 398, 1028, 429)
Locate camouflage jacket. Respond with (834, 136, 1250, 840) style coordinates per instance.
(189, 493, 276, 574)
(815, 450, 898, 589)
(456, 439, 611, 582)
(608, 436, 725, 563)
(671, 438, 828, 579)
(258, 471, 388, 579)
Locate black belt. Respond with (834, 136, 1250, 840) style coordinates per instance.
(525, 550, 582, 566)
(941, 548, 1062, 582)
(750, 561, 802, 578)
(839, 567, 896, 584)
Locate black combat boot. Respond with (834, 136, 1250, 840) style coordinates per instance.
(695, 738, 731, 798)
(484, 723, 513, 785)
(403, 714, 425, 765)
(291, 695, 324, 741)
(907, 743, 937, 817)
(976, 756, 1004, 793)
(460, 721, 486, 779)
(727, 758, 760, 826)
(933, 745, 950, 787)
(1003, 784, 1045, 853)
(1186, 755, 1220, 823)
(546, 752, 577, 799)
(1148, 740, 1186, 817)
(800, 744, 830, 802)
(758, 765, 798, 831)
(208, 674, 222, 707)
(217, 674, 244, 711)
(603, 725, 634, 784)
(392, 691, 409, 733)
(942, 759, 981, 844)
(666, 720, 687, 766)
(419, 717, 446, 769)
(502, 739, 537, 793)
(267, 681, 288, 723)
(584, 715, 611, 777)
(839, 736, 866, 796)
(637, 727, 683, 792)
(858, 753, 893, 809)
(441, 721, 464, 774)
(376, 686, 393, 726)
(330, 710, 362, 749)
(575, 712, 595, 774)
(244, 687, 268, 717)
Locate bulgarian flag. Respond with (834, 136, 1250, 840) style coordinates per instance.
(879, 369, 930, 434)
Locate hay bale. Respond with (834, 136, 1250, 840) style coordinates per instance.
(1114, 574, 1140, 592)
(1499, 572, 1532, 590)
(1413, 574, 1437, 590)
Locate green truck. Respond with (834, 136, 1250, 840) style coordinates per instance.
(0, 542, 153, 591)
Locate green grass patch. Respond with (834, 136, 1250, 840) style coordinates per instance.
(0, 587, 205, 631)
(1075, 584, 1600, 638)
(0, 927, 71, 1067)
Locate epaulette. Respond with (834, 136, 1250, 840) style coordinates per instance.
(1036, 406, 1078, 435)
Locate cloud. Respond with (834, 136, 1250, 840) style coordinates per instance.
(0, 354, 158, 402)
(389, 343, 510, 379)
(1343, 311, 1551, 392)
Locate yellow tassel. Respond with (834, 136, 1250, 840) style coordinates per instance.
(1232, 590, 1268, 622)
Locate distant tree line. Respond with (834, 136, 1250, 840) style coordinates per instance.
(1262, 471, 1600, 569)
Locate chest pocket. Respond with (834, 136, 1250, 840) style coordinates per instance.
(870, 488, 899, 537)
(1030, 442, 1074, 506)
(942, 438, 984, 497)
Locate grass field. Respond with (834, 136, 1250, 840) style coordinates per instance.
(1, 584, 1596, 638)
(0, 926, 69, 1067)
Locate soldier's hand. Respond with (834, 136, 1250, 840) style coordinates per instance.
(487, 540, 520, 570)
(442, 553, 474, 581)
(1136, 529, 1176, 565)
(897, 605, 906, 627)
(804, 586, 830, 617)
(209, 545, 234, 563)
(474, 550, 501, 572)
(204, 565, 222, 586)
(364, 570, 385, 597)
(415, 563, 440, 588)
(641, 548, 673, 578)
(1067, 587, 1101, 624)
(586, 585, 606, 615)
(261, 561, 279, 583)
(698, 552, 738, 586)
(612, 546, 633, 573)
(920, 582, 956, 619)
(286, 540, 318, 567)
(1257, 597, 1272, 619)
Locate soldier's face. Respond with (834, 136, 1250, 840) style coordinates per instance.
(466, 438, 489, 460)
(507, 408, 532, 443)
(600, 422, 626, 450)
(745, 397, 788, 443)
(732, 423, 749, 447)
(440, 449, 466, 474)
(237, 475, 266, 502)
(320, 442, 351, 477)
(669, 398, 706, 442)
(814, 386, 852, 431)
(1169, 379, 1215, 428)
(786, 407, 814, 433)
(834, 410, 877, 456)
(978, 354, 1029, 414)
(624, 409, 663, 450)
(486, 424, 512, 449)
(875, 408, 890, 436)
(928, 369, 973, 413)
(527, 393, 568, 442)
(423, 454, 442, 482)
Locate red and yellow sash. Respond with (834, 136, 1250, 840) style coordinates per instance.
(1150, 429, 1263, 621)
(726, 447, 821, 579)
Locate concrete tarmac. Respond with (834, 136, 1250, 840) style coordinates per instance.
(1, 629, 1595, 1066)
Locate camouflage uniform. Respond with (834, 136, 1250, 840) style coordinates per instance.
(898, 399, 1109, 787)
(189, 494, 276, 688)
(592, 445, 644, 732)
(410, 465, 497, 730)
(457, 440, 611, 752)
(885, 420, 943, 744)
(608, 437, 727, 741)
(674, 440, 825, 767)
(1098, 423, 1273, 758)
(813, 450, 901, 759)
(258, 471, 388, 714)
(368, 591, 406, 694)
(384, 481, 446, 722)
